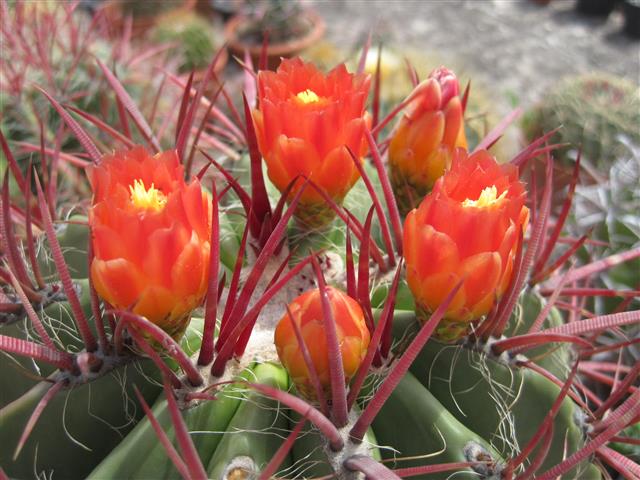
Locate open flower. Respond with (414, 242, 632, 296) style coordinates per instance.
(88, 146, 211, 340)
(403, 149, 529, 342)
(389, 67, 467, 215)
(252, 57, 371, 227)
(274, 287, 370, 401)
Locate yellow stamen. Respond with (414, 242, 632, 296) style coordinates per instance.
(462, 185, 507, 208)
(129, 179, 166, 212)
(296, 89, 320, 104)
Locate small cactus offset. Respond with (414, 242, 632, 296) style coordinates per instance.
(1, 4, 640, 480)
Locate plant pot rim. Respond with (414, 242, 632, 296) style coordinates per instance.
(224, 8, 325, 59)
(102, 0, 198, 37)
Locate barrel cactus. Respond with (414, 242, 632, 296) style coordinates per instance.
(523, 72, 640, 172)
(1, 14, 639, 480)
(151, 11, 223, 74)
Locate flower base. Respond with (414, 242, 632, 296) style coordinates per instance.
(389, 167, 432, 216)
(294, 201, 338, 230)
(416, 304, 471, 343)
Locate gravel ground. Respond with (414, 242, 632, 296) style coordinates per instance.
(313, 0, 639, 108)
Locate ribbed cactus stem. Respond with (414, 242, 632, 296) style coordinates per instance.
(350, 281, 462, 442)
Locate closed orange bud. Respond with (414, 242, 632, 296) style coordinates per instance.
(252, 58, 371, 227)
(274, 287, 370, 401)
(88, 147, 211, 340)
(389, 67, 467, 215)
(403, 149, 529, 342)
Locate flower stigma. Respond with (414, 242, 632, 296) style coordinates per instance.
(129, 179, 167, 212)
(462, 185, 507, 208)
(295, 89, 320, 104)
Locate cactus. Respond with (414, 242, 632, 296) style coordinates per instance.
(0, 1, 164, 181)
(152, 12, 223, 74)
(523, 72, 640, 171)
(1, 6, 639, 479)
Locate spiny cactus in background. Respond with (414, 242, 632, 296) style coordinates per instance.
(151, 11, 223, 74)
(0, 0, 169, 188)
(570, 141, 640, 315)
(523, 72, 640, 172)
(1, 6, 640, 479)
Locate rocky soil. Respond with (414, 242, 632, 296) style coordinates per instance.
(313, 0, 638, 108)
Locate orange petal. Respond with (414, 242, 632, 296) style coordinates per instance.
(91, 258, 147, 310)
(171, 234, 208, 299)
(458, 252, 502, 313)
(133, 285, 178, 325)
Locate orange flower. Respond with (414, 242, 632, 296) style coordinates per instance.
(88, 146, 211, 340)
(252, 57, 371, 227)
(274, 287, 370, 400)
(403, 149, 529, 342)
(389, 67, 467, 215)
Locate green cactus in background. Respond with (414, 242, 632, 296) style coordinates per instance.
(152, 11, 223, 73)
(523, 73, 640, 171)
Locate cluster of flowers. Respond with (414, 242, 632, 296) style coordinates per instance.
(89, 58, 528, 396)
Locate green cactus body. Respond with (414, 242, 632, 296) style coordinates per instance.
(370, 371, 504, 480)
(0, 359, 162, 479)
(504, 290, 570, 380)
(37, 215, 90, 280)
(392, 313, 591, 478)
(289, 406, 381, 478)
(1, 279, 92, 407)
(89, 363, 257, 480)
(206, 362, 291, 479)
(0, 315, 203, 478)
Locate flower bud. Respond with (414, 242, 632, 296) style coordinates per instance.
(389, 67, 467, 215)
(274, 287, 370, 401)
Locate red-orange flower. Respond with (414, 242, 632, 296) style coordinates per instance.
(389, 67, 467, 214)
(403, 149, 529, 342)
(252, 57, 371, 227)
(88, 146, 211, 339)
(274, 287, 370, 400)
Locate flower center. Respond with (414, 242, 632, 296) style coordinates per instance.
(295, 89, 320, 104)
(462, 185, 507, 208)
(129, 179, 166, 212)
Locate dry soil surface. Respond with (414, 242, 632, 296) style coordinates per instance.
(314, 0, 639, 108)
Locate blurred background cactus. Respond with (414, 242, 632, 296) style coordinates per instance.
(151, 10, 226, 74)
(523, 72, 640, 173)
